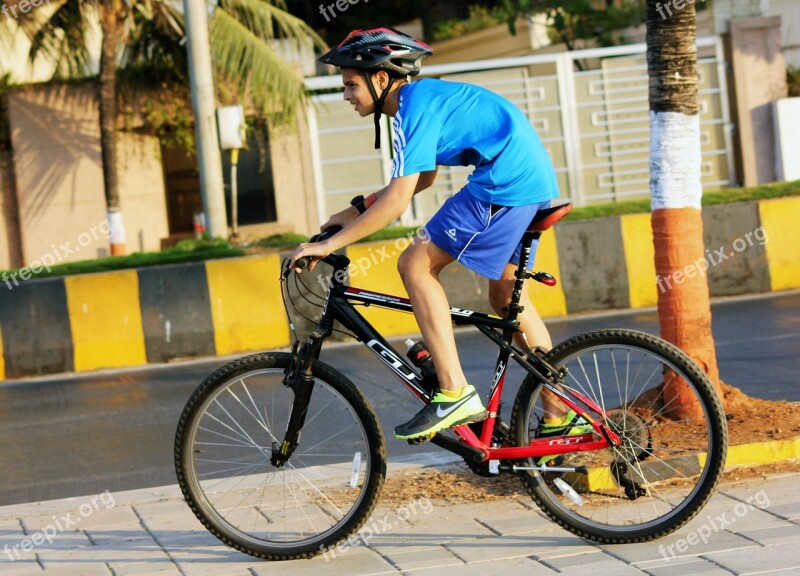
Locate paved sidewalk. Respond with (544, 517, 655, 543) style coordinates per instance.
(1, 460, 798, 576)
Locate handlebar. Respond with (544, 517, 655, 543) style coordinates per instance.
(282, 226, 342, 279)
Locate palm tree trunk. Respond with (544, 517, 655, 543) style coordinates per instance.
(99, 0, 126, 256)
(646, 0, 723, 418)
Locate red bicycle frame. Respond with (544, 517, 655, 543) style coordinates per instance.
(319, 286, 621, 464)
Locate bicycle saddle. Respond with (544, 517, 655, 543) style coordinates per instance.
(527, 203, 573, 232)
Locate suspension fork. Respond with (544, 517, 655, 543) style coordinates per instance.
(271, 331, 326, 467)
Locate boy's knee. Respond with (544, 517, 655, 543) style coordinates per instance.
(397, 251, 413, 284)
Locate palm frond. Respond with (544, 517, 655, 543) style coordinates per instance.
(120, 1, 186, 79)
(0, 17, 16, 54)
(210, 6, 317, 124)
(23, 0, 95, 79)
(219, 0, 326, 50)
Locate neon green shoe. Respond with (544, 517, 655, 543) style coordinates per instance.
(535, 410, 593, 466)
(395, 385, 488, 441)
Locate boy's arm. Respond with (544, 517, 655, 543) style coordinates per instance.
(415, 168, 439, 193)
(322, 174, 419, 252)
(290, 173, 420, 271)
(320, 167, 438, 231)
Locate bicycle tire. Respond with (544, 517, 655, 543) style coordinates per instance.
(174, 352, 386, 560)
(511, 329, 727, 543)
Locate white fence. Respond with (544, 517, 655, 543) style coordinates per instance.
(306, 37, 734, 225)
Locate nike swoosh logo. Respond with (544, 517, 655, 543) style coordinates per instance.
(436, 394, 473, 418)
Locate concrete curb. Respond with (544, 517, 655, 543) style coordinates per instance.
(726, 436, 800, 468)
(0, 198, 798, 379)
(569, 436, 800, 492)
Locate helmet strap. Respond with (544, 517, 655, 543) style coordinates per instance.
(363, 71, 395, 149)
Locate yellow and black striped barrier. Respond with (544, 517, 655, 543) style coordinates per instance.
(0, 198, 797, 380)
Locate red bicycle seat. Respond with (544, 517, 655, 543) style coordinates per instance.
(527, 203, 573, 232)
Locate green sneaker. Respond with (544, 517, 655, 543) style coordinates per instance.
(535, 410, 593, 466)
(395, 385, 488, 441)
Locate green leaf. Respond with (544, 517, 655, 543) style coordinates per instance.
(210, 0, 327, 123)
(23, 0, 94, 79)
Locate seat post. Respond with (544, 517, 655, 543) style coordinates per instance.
(505, 231, 540, 324)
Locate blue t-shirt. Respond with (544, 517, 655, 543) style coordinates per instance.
(390, 78, 558, 206)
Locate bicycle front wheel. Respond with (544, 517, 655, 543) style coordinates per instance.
(175, 352, 386, 560)
(512, 329, 727, 543)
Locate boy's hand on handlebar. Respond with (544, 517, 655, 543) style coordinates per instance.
(285, 225, 343, 276)
(289, 241, 332, 273)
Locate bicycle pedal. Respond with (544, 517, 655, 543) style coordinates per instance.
(407, 433, 435, 445)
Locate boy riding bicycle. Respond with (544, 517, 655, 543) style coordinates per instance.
(290, 26, 589, 445)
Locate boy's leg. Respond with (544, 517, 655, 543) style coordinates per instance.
(488, 262, 551, 350)
(394, 236, 487, 440)
(487, 262, 565, 419)
(397, 236, 466, 391)
(490, 264, 592, 464)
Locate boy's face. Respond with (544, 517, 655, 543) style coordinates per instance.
(342, 69, 378, 117)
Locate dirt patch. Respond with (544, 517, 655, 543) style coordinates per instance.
(628, 383, 800, 447)
(379, 384, 800, 509)
(381, 460, 800, 509)
(721, 384, 800, 444)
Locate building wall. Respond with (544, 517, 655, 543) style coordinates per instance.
(7, 84, 109, 265)
(426, 17, 554, 65)
(769, 0, 800, 67)
(117, 133, 170, 253)
(6, 83, 170, 265)
(270, 112, 320, 235)
(730, 16, 788, 186)
(713, 0, 772, 33)
(713, 0, 800, 66)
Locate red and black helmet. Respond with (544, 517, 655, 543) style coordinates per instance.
(319, 26, 433, 77)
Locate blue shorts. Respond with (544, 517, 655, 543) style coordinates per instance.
(423, 191, 552, 280)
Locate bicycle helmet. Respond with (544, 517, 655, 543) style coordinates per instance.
(319, 27, 433, 149)
(319, 26, 433, 77)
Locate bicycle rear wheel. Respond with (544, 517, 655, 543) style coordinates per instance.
(175, 352, 386, 560)
(512, 329, 727, 543)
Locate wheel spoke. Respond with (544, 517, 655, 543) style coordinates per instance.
(175, 358, 384, 558)
(516, 331, 725, 541)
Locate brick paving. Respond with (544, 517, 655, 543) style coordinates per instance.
(1, 463, 798, 575)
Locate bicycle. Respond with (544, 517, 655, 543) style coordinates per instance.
(174, 203, 728, 560)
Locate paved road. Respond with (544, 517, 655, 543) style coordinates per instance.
(0, 291, 798, 506)
(1, 464, 799, 575)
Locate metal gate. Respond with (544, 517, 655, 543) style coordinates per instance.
(306, 37, 734, 225)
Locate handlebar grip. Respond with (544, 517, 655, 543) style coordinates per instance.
(282, 225, 344, 279)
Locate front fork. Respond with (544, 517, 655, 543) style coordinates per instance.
(271, 331, 325, 467)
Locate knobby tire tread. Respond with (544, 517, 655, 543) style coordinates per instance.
(510, 329, 727, 543)
(174, 352, 387, 560)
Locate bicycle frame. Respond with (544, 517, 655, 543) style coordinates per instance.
(287, 232, 621, 467)
(324, 286, 619, 462)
